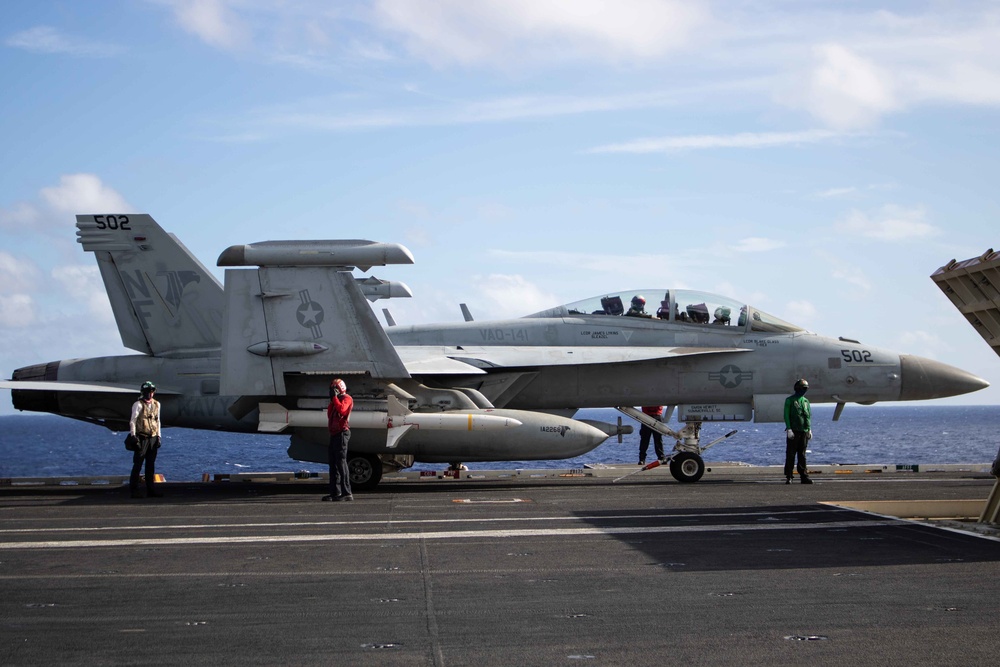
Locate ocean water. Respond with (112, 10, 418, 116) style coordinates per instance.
(0, 405, 997, 482)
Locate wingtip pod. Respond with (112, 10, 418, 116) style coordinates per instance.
(217, 240, 414, 269)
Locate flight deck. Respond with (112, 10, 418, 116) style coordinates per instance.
(1, 467, 998, 666)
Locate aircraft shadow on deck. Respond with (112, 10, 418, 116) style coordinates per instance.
(571, 505, 1000, 572)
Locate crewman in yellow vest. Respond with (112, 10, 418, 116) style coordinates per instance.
(128, 381, 162, 498)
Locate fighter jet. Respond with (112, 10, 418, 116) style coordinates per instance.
(2, 214, 989, 489)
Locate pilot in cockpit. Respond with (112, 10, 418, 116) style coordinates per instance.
(686, 303, 710, 324)
(713, 306, 731, 325)
(625, 295, 652, 318)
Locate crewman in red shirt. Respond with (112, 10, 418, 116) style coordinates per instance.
(324, 378, 354, 501)
(638, 405, 665, 465)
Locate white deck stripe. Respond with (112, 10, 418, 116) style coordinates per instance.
(0, 519, 895, 550)
(0, 509, 827, 534)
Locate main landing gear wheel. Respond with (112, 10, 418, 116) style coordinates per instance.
(347, 453, 382, 491)
(669, 452, 705, 483)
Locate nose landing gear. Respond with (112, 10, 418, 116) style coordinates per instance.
(669, 450, 706, 483)
(615, 407, 737, 483)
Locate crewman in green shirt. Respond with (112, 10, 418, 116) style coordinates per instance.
(783, 379, 813, 484)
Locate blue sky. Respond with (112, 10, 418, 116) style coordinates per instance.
(1, 0, 998, 415)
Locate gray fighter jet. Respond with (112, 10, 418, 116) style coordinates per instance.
(2, 214, 989, 489)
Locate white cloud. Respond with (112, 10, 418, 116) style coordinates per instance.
(0, 295, 35, 327)
(149, 3, 1000, 135)
(165, 0, 250, 51)
(0, 176, 130, 347)
(814, 183, 898, 199)
(4, 26, 123, 57)
(587, 129, 847, 154)
(897, 329, 948, 358)
(0, 175, 132, 243)
(815, 249, 872, 296)
(488, 248, 699, 287)
(403, 227, 432, 248)
(830, 264, 872, 293)
(903, 60, 1000, 107)
(471, 274, 559, 319)
(730, 237, 786, 253)
(816, 187, 858, 199)
(145, 2, 1000, 132)
(0, 202, 41, 230)
(834, 205, 939, 242)
(784, 299, 817, 325)
(245, 90, 679, 135)
(39, 174, 134, 219)
(51, 266, 113, 322)
(797, 43, 900, 130)
(872, 12, 1000, 109)
(775, 13, 1000, 128)
(348, 40, 395, 63)
(0, 252, 41, 293)
(374, 0, 709, 66)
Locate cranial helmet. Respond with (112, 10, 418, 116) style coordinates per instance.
(140, 381, 156, 398)
(794, 379, 809, 392)
(631, 295, 646, 308)
(332, 379, 347, 395)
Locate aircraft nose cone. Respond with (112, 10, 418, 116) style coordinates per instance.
(899, 355, 990, 400)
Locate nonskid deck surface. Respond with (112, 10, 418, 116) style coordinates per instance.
(1, 471, 998, 666)
(3, 460, 994, 487)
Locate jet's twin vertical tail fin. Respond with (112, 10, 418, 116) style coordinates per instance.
(76, 214, 225, 357)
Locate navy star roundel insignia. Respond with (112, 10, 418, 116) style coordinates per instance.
(709, 364, 753, 388)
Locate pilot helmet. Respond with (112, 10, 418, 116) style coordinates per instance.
(631, 295, 646, 309)
(794, 379, 809, 392)
(140, 381, 156, 398)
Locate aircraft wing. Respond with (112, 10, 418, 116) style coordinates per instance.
(393, 351, 488, 375)
(394, 345, 750, 373)
(0, 380, 178, 394)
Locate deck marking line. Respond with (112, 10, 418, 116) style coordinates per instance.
(0, 509, 828, 534)
(0, 519, 896, 550)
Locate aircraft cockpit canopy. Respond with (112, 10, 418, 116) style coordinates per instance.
(527, 289, 805, 334)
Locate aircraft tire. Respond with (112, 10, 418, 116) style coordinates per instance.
(348, 452, 383, 491)
(669, 452, 705, 483)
